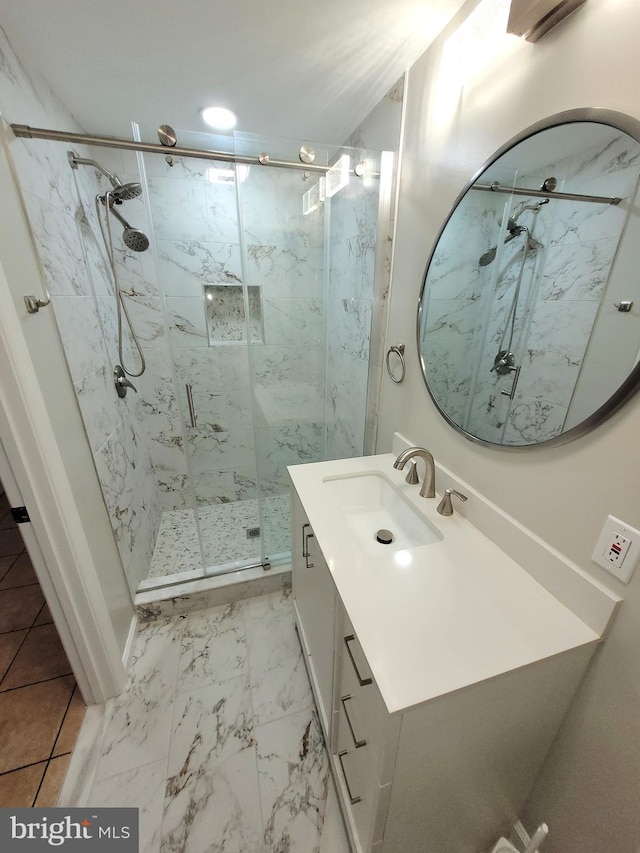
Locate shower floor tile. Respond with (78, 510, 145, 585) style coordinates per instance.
(147, 495, 291, 581)
(85, 589, 350, 853)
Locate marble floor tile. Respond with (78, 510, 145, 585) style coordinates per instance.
(161, 746, 264, 853)
(97, 618, 182, 779)
(162, 676, 262, 853)
(249, 647, 314, 727)
(244, 588, 300, 673)
(91, 759, 168, 853)
(177, 602, 248, 692)
(255, 707, 330, 852)
(74, 591, 349, 852)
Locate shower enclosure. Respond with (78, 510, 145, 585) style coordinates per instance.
(69, 127, 387, 592)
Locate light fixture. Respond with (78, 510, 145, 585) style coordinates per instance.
(200, 106, 237, 131)
(507, 0, 586, 42)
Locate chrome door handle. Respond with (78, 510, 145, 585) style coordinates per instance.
(337, 750, 361, 804)
(344, 635, 372, 686)
(186, 383, 197, 427)
(341, 695, 366, 748)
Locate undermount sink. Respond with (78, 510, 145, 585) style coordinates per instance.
(322, 472, 443, 554)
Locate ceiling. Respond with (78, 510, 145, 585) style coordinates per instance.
(1, 0, 468, 145)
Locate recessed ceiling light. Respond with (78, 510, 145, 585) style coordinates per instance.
(201, 106, 237, 130)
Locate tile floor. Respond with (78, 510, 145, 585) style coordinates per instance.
(86, 588, 350, 853)
(0, 489, 86, 806)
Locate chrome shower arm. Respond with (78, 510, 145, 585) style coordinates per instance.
(68, 151, 122, 188)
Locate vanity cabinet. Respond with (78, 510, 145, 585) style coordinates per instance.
(290, 483, 597, 853)
(291, 488, 337, 739)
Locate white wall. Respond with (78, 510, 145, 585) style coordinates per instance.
(378, 1, 640, 850)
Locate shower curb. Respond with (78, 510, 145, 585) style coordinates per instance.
(135, 563, 291, 622)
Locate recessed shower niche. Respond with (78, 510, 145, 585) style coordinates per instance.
(203, 283, 263, 344)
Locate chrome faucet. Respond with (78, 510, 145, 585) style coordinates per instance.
(393, 447, 436, 498)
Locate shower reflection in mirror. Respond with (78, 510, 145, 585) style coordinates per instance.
(418, 115, 640, 447)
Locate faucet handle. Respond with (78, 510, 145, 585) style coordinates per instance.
(405, 460, 420, 485)
(437, 488, 468, 516)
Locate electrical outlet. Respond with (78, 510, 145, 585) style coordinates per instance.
(592, 515, 640, 583)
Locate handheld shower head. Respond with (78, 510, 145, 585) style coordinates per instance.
(107, 204, 149, 252)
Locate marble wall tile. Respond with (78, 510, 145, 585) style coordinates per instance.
(257, 423, 323, 471)
(157, 240, 243, 297)
(165, 295, 209, 348)
(147, 177, 210, 242)
(516, 348, 582, 410)
(527, 299, 600, 360)
(52, 295, 112, 382)
(185, 426, 256, 474)
(0, 27, 163, 597)
(203, 181, 240, 243)
(539, 238, 618, 301)
(173, 345, 251, 393)
(21, 193, 94, 298)
(250, 343, 323, 388)
(262, 297, 323, 346)
(192, 468, 258, 506)
(74, 366, 120, 455)
(245, 244, 324, 299)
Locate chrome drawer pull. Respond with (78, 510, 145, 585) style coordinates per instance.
(301, 523, 315, 568)
(344, 635, 372, 686)
(337, 750, 361, 804)
(341, 695, 366, 748)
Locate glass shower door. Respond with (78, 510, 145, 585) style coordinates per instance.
(236, 133, 384, 567)
(139, 125, 385, 582)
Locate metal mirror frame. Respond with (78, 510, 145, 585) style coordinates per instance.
(417, 107, 640, 450)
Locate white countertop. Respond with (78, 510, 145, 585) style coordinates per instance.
(288, 454, 600, 715)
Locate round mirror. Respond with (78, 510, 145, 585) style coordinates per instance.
(418, 109, 640, 448)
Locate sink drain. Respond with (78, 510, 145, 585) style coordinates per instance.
(376, 529, 394, 545)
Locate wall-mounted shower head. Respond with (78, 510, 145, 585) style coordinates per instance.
(107, 205, 150, 252)
(109, 182, 142, 202)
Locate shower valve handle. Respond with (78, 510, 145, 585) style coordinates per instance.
(114, 365, 137, 398)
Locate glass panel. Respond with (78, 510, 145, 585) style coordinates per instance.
(235, 132, 383, 566)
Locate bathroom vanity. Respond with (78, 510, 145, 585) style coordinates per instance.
(289, 454, 608, 853)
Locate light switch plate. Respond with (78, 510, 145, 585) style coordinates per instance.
(592, 515, 640, 583)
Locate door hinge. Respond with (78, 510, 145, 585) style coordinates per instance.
(10, 506, 30, 524)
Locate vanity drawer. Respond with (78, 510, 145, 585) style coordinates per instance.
(338, 624, 399, 787)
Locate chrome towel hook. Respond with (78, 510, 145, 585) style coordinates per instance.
(385, 344, 406, 384)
